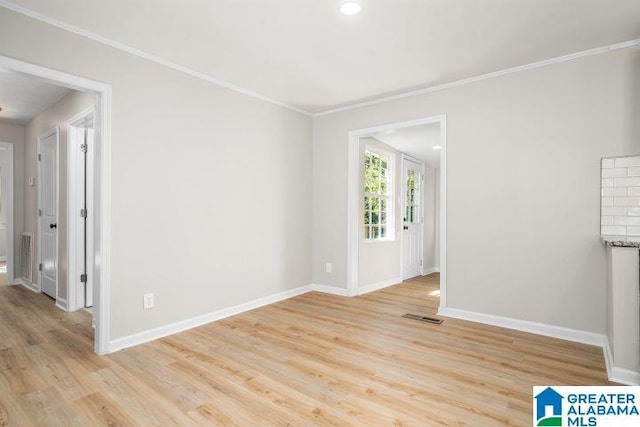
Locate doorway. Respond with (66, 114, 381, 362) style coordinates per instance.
(67, 108, 95, 311)
(347, 115, 447, 309)
(0, 54, 112, 354)
(0, 142, 14, 287)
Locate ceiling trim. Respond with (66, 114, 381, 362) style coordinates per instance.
(313, 38, 640, 117)
(2, 0, 638, 119)
(0, 0, 313, 117)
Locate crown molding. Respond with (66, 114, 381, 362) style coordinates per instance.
(313, 38, 640, 117)
(0, 0, 313, 117)
(2, 0, 638, 119)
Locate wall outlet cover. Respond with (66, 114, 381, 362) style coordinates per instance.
(143, 293, 154, 310)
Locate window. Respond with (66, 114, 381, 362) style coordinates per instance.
(405, 169, 421, 223)
(364, 149, 393, 241)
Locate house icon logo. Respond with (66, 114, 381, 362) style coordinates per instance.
(535, 387, 564, 426)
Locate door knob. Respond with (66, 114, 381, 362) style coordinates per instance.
(49, 223, 57, 229)
(403, 225, 409, 230)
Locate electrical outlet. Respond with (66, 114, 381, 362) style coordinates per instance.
(143, 293, 154, 310)
(326, 263, 333, 273)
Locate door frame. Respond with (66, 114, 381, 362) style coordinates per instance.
(0, 54, 112, 355)
(37, 128, 59, 301)
(0, 142, 15, 286)
(347, 115, 447, 309)
(400, 154, 424, 281)
(66, 106, 95, 312)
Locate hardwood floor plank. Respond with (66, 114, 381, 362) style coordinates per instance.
(0, 274, 616, 426)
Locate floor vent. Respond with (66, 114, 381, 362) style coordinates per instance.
(20, 233, 33, 282)
(402, 313, 443, 324)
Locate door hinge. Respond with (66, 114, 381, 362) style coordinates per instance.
(80, 274, 87, 283)
(80, 144, 87, 153)
(38, 263, 42, 271)
(80, 208, 87, 218)
(38, 209, 42, 216)
(37, 153, 41, 161)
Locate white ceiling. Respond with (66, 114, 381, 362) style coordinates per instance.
(4, 0, 640, 113)
(0, 69, 72, 125)
(373, 123, 441, 168)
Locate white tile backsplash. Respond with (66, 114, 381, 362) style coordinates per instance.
(602, 226, 627, 235)
(602, 206, 626, 216)
(614, 197, 640, 206)
(615, 177, 640, 187)
(615, 157, 640, 168)
(602, 168, 627, 178)
(614, 216, 640, 226)
(602, 156, 640, 238)
(602, 158, 615, 169)
(602, 187, 627, 197)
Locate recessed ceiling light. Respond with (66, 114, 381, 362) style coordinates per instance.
(432, 145, 442, 150)
(340, 1, 361, 16)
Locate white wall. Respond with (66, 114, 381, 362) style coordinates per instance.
(313, 46, 640, 334)
(0, 122, 24, 279)
(358, 137, 401, 287)
(24, 90, 95, 300)
(0, 9, 312, 341)
(422, 166, 437, 272)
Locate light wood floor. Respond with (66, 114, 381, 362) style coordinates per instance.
(0, 274, 613, 426)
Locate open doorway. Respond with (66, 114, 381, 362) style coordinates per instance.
(0, 55, 111, 354)
(0, 142, 14, 287)
(347, 116, 447, 308)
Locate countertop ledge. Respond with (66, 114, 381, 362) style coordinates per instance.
(601, 238, 640, 248)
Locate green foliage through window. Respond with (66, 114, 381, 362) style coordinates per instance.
(364, 150, 391, 240)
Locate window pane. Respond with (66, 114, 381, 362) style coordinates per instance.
(364, 226, 370, 239)
(371, 211, 379, 225)
(371, 226, 379, 239)
(364, 210, 370, 224)
(380, 212, 386, 225)
(380, 226, 386, 238)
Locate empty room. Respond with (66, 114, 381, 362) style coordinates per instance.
(0, 1, 639, 425)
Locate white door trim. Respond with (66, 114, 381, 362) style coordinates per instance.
(37, 128, 59, 298)
(400, 154, 425, 281)
(66, 106, 95, 312)
(0, 142, 14, 286)
(347, 115, 447, 307)
(0, 54, 112, 355)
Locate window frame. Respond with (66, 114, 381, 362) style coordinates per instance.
(363, 146, 395, 243)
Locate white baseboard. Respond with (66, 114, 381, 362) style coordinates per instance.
(421, 267, 436, 276)
(358, 277, 401, 295)
(434, 267, 440, 273)
(438, 307, 606, 347)
(0, 256, 7, 261)
(14, 278, 38, 293)
(602, 337, 640, 385)
(109, 285, 312, 353)
(55, 297, 68, 312)
(310, 284, 349, 296)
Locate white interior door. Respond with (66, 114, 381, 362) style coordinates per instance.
(39, 129, 58, 298)
(402, 158, 423, 280)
